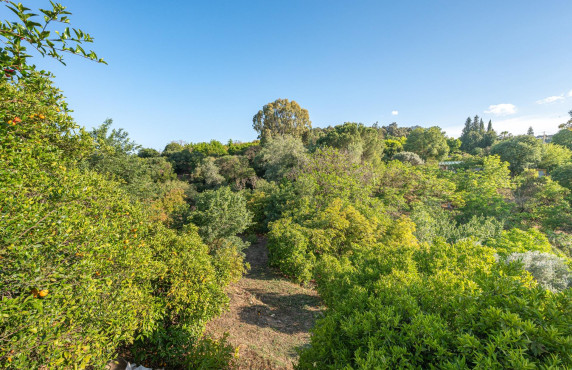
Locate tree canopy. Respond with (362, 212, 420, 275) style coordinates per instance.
(252, 98, 311, 140)
(403, 126, 449, 160)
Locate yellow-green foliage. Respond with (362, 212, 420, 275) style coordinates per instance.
(299, 240, 572, 368)
(489, 228, 554, 257)
(268, 198, 391, 284)
(0, 77, 242, 367)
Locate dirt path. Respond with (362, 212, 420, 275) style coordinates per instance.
(205, 237, 323, 369)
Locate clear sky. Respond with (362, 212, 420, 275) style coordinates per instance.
(11, 0, 572, 150)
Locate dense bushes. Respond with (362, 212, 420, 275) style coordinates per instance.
(0, 77, 243, 368)
(505, 251, 571, 292)
(261, 139, 571, 368)
(298, 240, 572, 368)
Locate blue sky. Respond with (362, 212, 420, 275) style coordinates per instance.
(12, 0, 572, 149)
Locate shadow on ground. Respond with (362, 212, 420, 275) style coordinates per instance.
(239, 289, 322, 334)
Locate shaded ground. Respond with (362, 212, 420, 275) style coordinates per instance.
(205, 237, 323, 369)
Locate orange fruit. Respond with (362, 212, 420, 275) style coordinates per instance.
(39, 289, 49, 297)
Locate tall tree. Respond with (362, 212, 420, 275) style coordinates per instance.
(472, 115, 480, 131)
(252, 98, 312, 140)
(487, 120, 493, 132)
(490, 135, 543, 174)
(481, 120, 497, 147)
(403, 126, 449, 160)
(552, 129, 572, 150)
(460, 116, 484, 153)
(316, 122, 385, 164)
(527, 126, 535, 136)
(558, 110, 572, 130)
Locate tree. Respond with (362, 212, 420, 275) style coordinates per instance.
(163, 141, 184, 154)
(138, 147, 160, 158)
(89, 118, 140, 155)
(403, 126, 449, 160)
(190, 186, 253, 244)
(538, 143, 572, 172)
(527, 126, 535, 136)
(460, 116, 483, 153)
(1, 1, 105, 79)
(252, 98, 311, 140)
(551, 163, 572, 190)
(316, 122, 385, 164)
(460, 115, 497, 152)
(382, 122, 411, 138)
(447, 137, 461, 153)
(481, 120, 497, 147)
(490, 135, 542, 174)
(384, 138, 404, 159)
(456, 155, 514, 222)
(558, 109, 572, 130)
(0, 72, 239, 369)
(192, 157, 225, 189)
(256, 134, 308, 181)
(552, 128, 572, 150)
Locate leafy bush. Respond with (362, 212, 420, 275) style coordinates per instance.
(490, 135, 542, 174)
(0, 76, 242, 368)
(315, 122, 384, 164)
(411, 205, 503, 244)
(506, 251, 571, 292)
(256, 134, 308, 181)
(268, 198, 391, 284)
(298, 240, 572, 368)
(375, 160, 458, 214)
(227, 140, 259, 156)
(488, 228, 554, 257)
(185, 334, 237, 370)
(215, 155, 258, 190)
(455, 155, 514, 222)
(392, 151, 424, 165)
(551, 163, 572, 191)
(190, 186, 253, 245)
(189, 140, 228, 157)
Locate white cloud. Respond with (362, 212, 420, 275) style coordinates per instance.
(536, 95, 565, 104)
(568, 90, 572, 97)
(484, 103, 517, 116)
(491, 115, 564, 136)
(391, 110, 399, 116)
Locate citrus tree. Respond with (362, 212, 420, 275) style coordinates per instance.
(1, 0, 105, 79)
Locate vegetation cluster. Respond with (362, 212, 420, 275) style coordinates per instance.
(1, 2, 571, 368)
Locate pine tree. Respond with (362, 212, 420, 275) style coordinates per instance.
(527, 126, 535, 136)
(461, 117, 472, 136)
(479, 118, 485, 133)
(472, 115, 480, 131)
(482, 120, 497, 147)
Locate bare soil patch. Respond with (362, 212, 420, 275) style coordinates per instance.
(205, 237, 323, 369)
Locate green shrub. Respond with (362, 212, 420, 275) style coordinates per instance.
(190, 186, 253, 245)
(506, 251, 571, 292)
(299, 240, 572, 369)
(185, 334, 237, 370)
(487, 228, 554, 257)
(0, 76, 242, 368)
